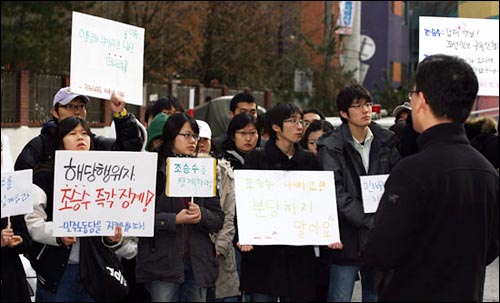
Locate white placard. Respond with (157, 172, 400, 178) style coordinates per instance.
(166, 158, 216, 197)
(419, 16, 499, 96)
(53, 151, 157, 236)
(360, 174, 389, 213)
(234, 170, 340, 245)
(70, 12, 145, 105)
(1, 170, 34, 218)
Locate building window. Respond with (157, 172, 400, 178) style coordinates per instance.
(391, 62, 402, 83)
(392, 1, 403, 16)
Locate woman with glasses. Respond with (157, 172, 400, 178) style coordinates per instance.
(136, 113, 224, 302)
(238, 103, 329, 302)
(207, 113, 261, 302)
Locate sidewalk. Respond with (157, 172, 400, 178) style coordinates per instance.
(352, 257, 499, 302)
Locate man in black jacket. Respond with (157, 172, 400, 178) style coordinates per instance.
(363, 54, 499, 301)
(317, 84, 401, 302)
(15, 87, 143, 170)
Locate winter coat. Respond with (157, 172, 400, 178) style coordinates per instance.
(15, 114, 143, 171)
(1, 215, 32, 302)
(26, 167, 122, 293)
(136, 155, 224, 287)
(239, 139, 320, 300)
(211, 159, 241, 298)
(316, 122, 401, 266)
(363, 123, 499, 302)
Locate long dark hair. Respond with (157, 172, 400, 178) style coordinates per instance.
(158, 112, 199, 158)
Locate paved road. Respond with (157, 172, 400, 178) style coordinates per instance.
(352, 257, 499, 302)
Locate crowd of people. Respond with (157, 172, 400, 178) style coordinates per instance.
(1, 54, 498, 302)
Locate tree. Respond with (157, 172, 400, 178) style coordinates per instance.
(297, 2, 355, 116)
(1, 1, 94, 73)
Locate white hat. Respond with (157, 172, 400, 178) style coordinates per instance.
(196, 120, 212, 139)
(392, 102, 411, 118)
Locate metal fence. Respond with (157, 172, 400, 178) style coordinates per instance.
(1, 70, 269, 126)
(1, 71, 18, 123)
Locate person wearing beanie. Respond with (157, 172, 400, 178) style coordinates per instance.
(146, 113, 169, 152)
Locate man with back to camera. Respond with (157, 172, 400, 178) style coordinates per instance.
(15, 87, 144, 170)
(363, 54, 499, 302)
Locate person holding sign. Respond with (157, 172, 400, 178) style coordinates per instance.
(1, 140, 34, 302)
(239, 102, 326, 302)
(209, 113, 261, 302)
(25, 117, 123, 302)
(15, 87, 144, 171)
(136, 113, 224, 302)
(317, 84, 401, 302)
(363, 55, 499, 301)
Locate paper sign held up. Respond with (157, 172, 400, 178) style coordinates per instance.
(52, 151, 157, 237)
(234, 170, 340, 246)
(166, 157, 216, 197)
(1, 169, 34, 218)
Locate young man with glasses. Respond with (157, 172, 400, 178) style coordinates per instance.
(15, 87, 144, 170)
(316, 83, 401, 302)
(239, 102, 328, 302)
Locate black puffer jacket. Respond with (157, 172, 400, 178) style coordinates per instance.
(15, 115, 143, 171)
(316, 122, 401, 266)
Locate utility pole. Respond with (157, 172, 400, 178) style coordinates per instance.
(340, 1, 361, 82)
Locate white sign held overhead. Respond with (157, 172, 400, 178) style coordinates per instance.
(419, 16, 499, 96)
(70, 12, 145, 105)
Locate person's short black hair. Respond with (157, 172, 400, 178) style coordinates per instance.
(300, 119, 334, 150)
(230, 93, 256, 113)
(336, 83, 371, 123)
(265, 102, 302, 140)
(152, 96, 185, 118)
(415, 54, 478, 123)
(303, 108, 326, 120)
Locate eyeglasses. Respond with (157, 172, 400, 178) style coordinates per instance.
(349, 102, 373, 110)
(60, 103, 87, 111)
(407, 90, 419, 101)
(283, 118, 307, 127)
(235, 130, 259, 137)
(177, 132, 200, 141)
